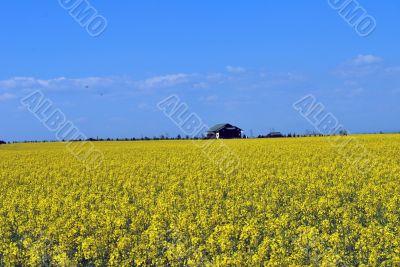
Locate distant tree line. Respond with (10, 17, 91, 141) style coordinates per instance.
(7, 135, 205, 144)
(257, 132, 340, 138)
(2, 133, 332, 144)
(5, 130, 399, 144)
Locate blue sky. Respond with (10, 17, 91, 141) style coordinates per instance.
(1, 1, 399, 141)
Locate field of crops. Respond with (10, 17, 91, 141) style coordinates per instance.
(0, 135, 399, 266)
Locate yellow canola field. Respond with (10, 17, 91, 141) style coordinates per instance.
(0, 135, 400, 266)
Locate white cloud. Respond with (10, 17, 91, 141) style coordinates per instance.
(384, 66, 400, 73)
(140, 74, 189, 89)
(0, 74, 193, 94)
(193, 82, 209, 89)
(0, 67, 308, 98)
(334, 55, 385, 78)
(0, 76, 117, 91)
(110, 116, 127, 123)
(74, 117, 87, 123)
(200, 95, 218, 103)
(351, 55, 383, 66)
(0, 93, 16, 101)
(206, 73, 225, 82)
(226, 65, 246, 73)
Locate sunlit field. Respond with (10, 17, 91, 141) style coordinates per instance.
(1, 135, 399, 266)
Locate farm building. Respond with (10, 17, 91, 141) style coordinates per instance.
(207, 123, 242, 139)
(266, 131, 284, 138)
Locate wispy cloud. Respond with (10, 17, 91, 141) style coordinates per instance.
(139, 73, 190, 89)
(384, 66, 400, 73)
(226, 65, 246, 73)
(200, 95, 219, 103)
(0, 93, 16, 101)
(0, 76, 118, 91)
(0, 67, 308, 101)
(73, 117, 88, 124)
(351, 54, 383, 66)
(334, 55, 385, 78)
(329, 55, 400, 99)
(0, 74, 194, 93)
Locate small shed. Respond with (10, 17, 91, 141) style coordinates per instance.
(207, 123, 242, 139)
(266, 131, 284, 138)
